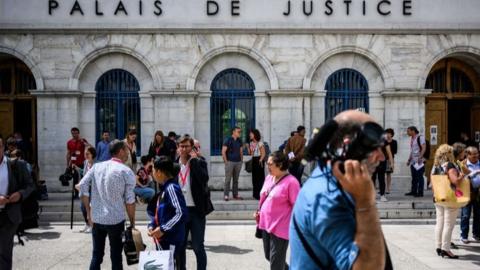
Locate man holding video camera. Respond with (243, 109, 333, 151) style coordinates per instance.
(289, 110, 391, 270)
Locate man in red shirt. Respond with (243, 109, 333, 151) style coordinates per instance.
(66, 127, 89, 198)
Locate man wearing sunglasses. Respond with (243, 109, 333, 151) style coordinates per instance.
(289, 110, 390, 270)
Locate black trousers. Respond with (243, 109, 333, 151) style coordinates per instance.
(0, 212, 18, 270)
(288, 162, 304, 186)
(252, 157, 265, 200)
(372, 161, 387, 196)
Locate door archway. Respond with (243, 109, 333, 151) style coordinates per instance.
(0, 54, 37, 164)
(425, 57, 480, 172)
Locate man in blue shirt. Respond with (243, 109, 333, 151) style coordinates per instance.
(222, 127, 244, 201)
(290, 110, 388, 270)
(96, 131, 111, 162)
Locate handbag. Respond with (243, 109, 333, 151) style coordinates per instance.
(138, 246, 175, 270)
(255, 174, 290, 239)
(245, 159, 253, 173)
(431, 174, 470, 208)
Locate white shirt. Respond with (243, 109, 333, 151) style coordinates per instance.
(0, 156, 9, 209)
(179, 161, 195, 207)
(79, 159, 136, 225)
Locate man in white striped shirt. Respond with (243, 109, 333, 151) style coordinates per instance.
(79, 140, 136, 270)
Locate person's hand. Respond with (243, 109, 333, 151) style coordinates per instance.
(8, 192, 21, 203)
(0, 196, 9, 206)
(86, 213, 93, 227)
(190, 150, 198, 159)
(148, 227, 163, 239)
(416, 159, 423, 165)
(333, 160, 375, 208)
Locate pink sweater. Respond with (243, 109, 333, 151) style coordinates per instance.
(258, 174, 300, 240)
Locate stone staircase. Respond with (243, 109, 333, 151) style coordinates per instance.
(37, 189, 437, 225)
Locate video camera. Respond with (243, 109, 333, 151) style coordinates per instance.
(305, 120, 385, 171)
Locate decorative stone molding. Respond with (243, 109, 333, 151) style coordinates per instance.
(187, 45, 279, 91)
(0, 45, 44, 90)
(303, 46, 393, 90)
(417, 46, 480, 89)
(70, 45, 161, 91)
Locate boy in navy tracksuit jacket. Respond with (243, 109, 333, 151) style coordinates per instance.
(147, 178, 187, 256)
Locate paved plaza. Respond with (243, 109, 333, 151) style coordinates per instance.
(11, 222, 480, 270)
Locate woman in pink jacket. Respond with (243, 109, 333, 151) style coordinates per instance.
(256, 151, 300, 270)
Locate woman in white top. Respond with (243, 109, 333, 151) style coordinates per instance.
(123, 129, 137, 172)
(248, 129, 266, 200)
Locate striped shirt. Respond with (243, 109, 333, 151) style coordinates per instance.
(79, 159, 136, 225)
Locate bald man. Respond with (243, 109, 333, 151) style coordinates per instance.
(289, 110, 389, 270)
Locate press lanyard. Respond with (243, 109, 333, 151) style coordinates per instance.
(179, 164, 190, 186)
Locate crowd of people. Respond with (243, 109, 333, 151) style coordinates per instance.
(2, 109, 480, 269)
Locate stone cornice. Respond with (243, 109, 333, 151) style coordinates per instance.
(381, 89, 433, 97)
(149, 90, 199, 97)
(29, 90, 82, 97)
(266, 90, 315, 97)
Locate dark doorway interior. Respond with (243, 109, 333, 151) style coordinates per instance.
(13, 99, 35, 163)
(448, 99, 472, 144)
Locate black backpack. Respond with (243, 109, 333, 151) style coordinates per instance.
(417, 136, 431, 159)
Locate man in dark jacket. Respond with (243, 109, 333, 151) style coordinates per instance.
(0, 138, 34, 270)
(177, 136, 213, 270)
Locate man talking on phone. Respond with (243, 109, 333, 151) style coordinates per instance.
(289, 110, 391, 270)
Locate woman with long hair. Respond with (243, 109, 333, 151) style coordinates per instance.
(148, 130, 170, 159)
(123, 129, 137, 171)
(248, 129, 266, 200)
(77, 146, 96, 233)
(432, 144, 465, 259)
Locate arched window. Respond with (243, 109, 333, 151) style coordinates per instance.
(210, 68, 255, 155)
(325, 68, 369, 120)
(96, 69, 141, 153)
(425, 59, 475, 93)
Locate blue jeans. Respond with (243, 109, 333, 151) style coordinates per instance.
(460, 193, 480, 239)
(134, 187, 155, 202)
(179, 207, 207, 270)
(90, 221, 125, 270)
(410, 165, 425, 196)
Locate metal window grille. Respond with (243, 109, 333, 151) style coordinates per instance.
(210, 68, 255, 155)
(425, 68, 473, 93)
(95, 69, 141, 153)
(425, 68, 447, 93)
(325, 68, 369, 121)
(450, 68, 473, 93)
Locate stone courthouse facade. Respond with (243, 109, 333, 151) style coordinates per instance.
(1, 0, 479, 190)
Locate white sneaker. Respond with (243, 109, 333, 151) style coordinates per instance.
(79, 225, 90, 233)
(380, 195, 388, 202)
(84, 226, 92, 233)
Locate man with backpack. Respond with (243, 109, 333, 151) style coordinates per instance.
(0, 138, 34, 270)
(405, 126, 428, 197)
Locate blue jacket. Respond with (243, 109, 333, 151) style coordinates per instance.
(147, 178, 187, 247)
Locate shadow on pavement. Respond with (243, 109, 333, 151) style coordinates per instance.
(205, 245, 253, 254)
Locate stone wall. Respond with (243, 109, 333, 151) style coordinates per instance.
(1, 33, 480, 191)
